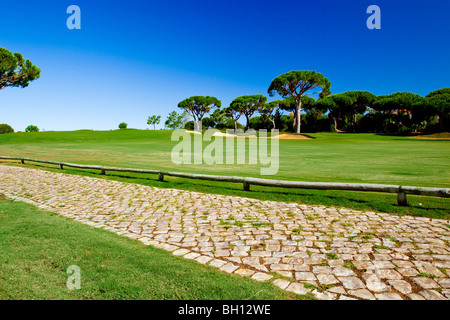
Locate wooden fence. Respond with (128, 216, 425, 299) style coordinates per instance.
(1, 156, 449, 206)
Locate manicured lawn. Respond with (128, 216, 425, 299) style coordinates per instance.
(0, 199, 304, 300)
(0, 130, 449, 218)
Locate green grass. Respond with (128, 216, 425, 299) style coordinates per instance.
(0, 129, 449, 219)
(0, 199, 305, 300)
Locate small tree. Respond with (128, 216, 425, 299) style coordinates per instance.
(25, 125, 39, 132)
(118, 122, 127, 130)
(178, 96, 221, 131)
(315, 94, 353, 132)
(279, 96, 315, 129)
(224, 105, 242, 131)
(341, 91, 376, 126)
(0, 47, 41, 91)
(147, 115, 161, 130)
(229, 94, 267, 130)
(209, 108, 231, 129)
(425, 88, 450, 132)
(165, 110, 190, 129)
(259, 100, 282, 130)
(372, 92, 423, 132)
(0, 124, 14, 134)
(268, 70, 331, 133)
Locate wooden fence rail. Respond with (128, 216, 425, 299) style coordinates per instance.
(1, 156, 449, 206)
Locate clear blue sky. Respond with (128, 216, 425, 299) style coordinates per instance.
(1, 0, 449, 131)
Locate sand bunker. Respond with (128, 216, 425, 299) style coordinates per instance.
(276, 133, 312, 140)
(186, 130, 312, 139)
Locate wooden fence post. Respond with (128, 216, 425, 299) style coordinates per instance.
(21, 159, 25, 164)
(243, 181, 250, 191)
(397, 186, 407, 206)
(59, 164, 64, 170)
(158, 172, 164, 181)
(100, 169, 106, 175)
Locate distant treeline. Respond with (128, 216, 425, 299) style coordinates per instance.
(180, 89, 449, 134)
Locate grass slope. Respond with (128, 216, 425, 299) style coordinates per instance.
(0, 199, 304, 300)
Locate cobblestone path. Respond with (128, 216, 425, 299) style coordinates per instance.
(1, 165, 449, 300)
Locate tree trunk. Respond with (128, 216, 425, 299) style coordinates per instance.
(245, 115, 250, 130)
(271, 118, 276, 130)
(194, 120, 201, 131)
(333, 116, 338, 132)
(234, 119, 238, 131)
(296, 98, 302, 133)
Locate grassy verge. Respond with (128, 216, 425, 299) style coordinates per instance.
(0, 199, 307, 300)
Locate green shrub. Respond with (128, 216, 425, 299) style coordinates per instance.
(184, 120, 195, 130)
(118, 122, 128, 129)
(0, 124, 14, 134)
(398, 125, 413, 135)
(25, 125, 39, 132)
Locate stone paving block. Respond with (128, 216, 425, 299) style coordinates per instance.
(208, 259, 227, 268)
(242, 256, 261, 265)
(312, 290, 337, 300)
(312, 266, 332, 274)
(392, 260, 414, 268)
(332, 266, 355, 277)
(388, 280, 412, 294)
(443, 289, 450, 299)
(375, 269, 403, 280)
(397, 267, 419, 277)
(419, 290, 447, 300)
(372, 260, 396, 269)
(365, 275, 391, 293)
(327, 286, 347, 295)
(316, 274, 340, 286)
(220, 262, 239, 274)
(412, 277, 441, 289)
(375, 292, 403, 300)
(269, 263, 294, 271)
(173, 248, 191, 256)
(234, 267, 255, 277)
(276, 271, 293, 278)
(294, 272, 316, 282)
(353, 254, 371, 261)
(348, 289, 376, 300)
(328, 259, 344, 267)
(251, 272, 273, 282)
(407, 293, 426, 300)
(273, 279, 290, 290)
(416, 264, 446, 277)
(226, 257, 242, 264)
(437, 278, 450, 289)
(195, 255, 214, 264)
(250, 251, 272, 257)
(338, 277, 365, 290)
(183, 252, 201, 260)
(285, 282, 310, 295)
